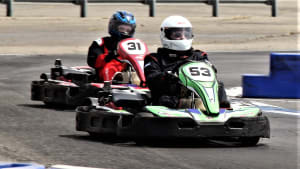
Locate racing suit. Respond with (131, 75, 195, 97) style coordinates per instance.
(144, 47, 230, 108)
(87, 36, 126, 82)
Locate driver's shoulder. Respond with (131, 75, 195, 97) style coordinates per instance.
(146, 47, 167, 62)
(92, 36, 112, 46)
(145, 52, 159, 63)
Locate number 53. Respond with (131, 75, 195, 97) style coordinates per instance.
(189, 67, 211, 77)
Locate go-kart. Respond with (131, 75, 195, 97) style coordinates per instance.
(31, 38, 149, 107)
(76, 60, 270, 146)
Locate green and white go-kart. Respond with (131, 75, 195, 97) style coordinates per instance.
(76, 61, 270, 146)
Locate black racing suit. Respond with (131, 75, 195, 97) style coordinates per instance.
(144, 47, 230, 108)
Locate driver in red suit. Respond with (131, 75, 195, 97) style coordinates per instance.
(87, 11, 136, 81)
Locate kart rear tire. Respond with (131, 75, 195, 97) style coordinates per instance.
(239, 137, 260, 146)
(134, 138, 157, 146)
(43, 101, 57, 107)
(88, 132, 116, 139)
(88, 132, 101, 138)
(43, 101, 67, 108)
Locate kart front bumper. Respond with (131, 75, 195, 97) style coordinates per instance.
(76, 107, 120, 135)
(117, 116, 270, 139)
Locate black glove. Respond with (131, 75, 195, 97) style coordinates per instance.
(163, 71, 179, 83)
(192, 50, 208, 61)
(170, 62, 181, 74)
(104, 50, 118, 63)
(172, 59, 191, 73)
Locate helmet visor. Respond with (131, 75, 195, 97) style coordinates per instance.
(117, 24, 134, 36)
(165, 28, 193, 40)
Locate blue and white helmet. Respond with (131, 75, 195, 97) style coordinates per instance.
(108, 11, 136, 40)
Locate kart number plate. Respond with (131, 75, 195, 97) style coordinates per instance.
(183, 62, 215, 82)
(119, 39, 147, 55)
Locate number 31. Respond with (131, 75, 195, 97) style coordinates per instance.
(127, 42, 141, 50)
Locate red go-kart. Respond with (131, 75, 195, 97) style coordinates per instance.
(31, 38, 149, 107)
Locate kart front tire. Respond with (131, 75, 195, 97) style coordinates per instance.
(239, 137, 260, 146)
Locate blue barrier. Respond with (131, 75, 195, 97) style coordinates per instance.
(0, 163, 45, 169)
(242, 52, 300, 98)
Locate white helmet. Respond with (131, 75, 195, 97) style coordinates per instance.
(160, 16, 193, 51)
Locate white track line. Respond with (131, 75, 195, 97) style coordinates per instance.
(50, 165, 111, 169)
(226, 87, 300, 116)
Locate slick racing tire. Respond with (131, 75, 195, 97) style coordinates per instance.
(88, 132, 101, 138)
(133, 112, 155, 145)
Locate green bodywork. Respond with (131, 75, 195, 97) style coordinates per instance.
(145, 62, 261, 123)
(145, 104, 260, 123)
(178, 62, 219, 115)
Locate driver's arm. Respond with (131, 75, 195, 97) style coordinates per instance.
(144, 55, 173, 92)
(87, 40, 107, 68)
(192, 50, 217, 73)
(87, 39, 117, 69)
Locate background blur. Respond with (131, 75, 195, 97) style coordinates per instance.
(0, 0, 298, 55)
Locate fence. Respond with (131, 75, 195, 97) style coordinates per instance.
(1, 0, 277, 17)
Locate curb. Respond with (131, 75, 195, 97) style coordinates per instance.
(49, 165, 110, 169)
(0, 164, 110, 169)
(0, 163, 45, 169)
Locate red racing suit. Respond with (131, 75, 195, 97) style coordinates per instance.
(87, 36, 126, 82)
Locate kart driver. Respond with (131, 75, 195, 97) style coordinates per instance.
(87, 10, 136, 82)
(144, 15, 230, 108)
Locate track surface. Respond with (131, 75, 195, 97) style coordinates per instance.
(0, 52, 298, 169)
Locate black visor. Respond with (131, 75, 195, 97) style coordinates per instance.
(164, 28, 193, 40)
(110, 20, 136, 38)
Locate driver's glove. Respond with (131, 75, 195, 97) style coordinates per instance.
(171, 60, 189, 74)
(104, 50, 118, 63)
(163, 71, 179, 83)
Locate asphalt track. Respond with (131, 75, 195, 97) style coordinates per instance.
(0, 52, 299, 169)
